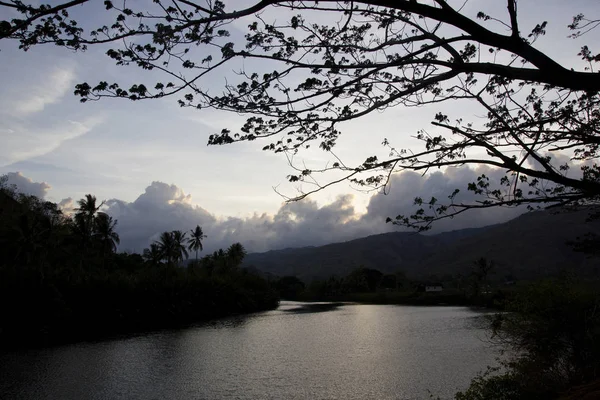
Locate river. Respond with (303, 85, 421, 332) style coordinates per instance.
(0, 302, 500, 400)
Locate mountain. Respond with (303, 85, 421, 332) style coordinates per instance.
(243, 209, 600, 281)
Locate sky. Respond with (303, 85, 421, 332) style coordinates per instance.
(0, 0, 598, 253)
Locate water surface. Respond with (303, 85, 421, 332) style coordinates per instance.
(0, 302, 499, 400)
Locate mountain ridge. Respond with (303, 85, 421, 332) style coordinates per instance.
(243, 209, 600, 281)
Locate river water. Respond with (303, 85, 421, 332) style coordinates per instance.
(0, 302, 500, 400)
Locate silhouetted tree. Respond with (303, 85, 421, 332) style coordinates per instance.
(380, 274, 397, 290)
(343, 267, 383, 293)
(458, 278, 600, 400)
(74, 194, 103, 240)
(12, 212, 47, 267)
(226, 242, 247, 267)
(93, 212, 120, 254)
(143, 243, 163, 267)
(156, 231, 177, 266)
(0, 181, 279, 348)
(188, 225, 207, 262)
(469, 257, 495, 299)
(172, 230, 189, 263)
(3, 1, 599, 229)
(275, 276, 306, 300)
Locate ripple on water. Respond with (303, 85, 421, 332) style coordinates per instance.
(0, 302, 500, 400)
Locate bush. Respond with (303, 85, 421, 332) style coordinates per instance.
(456, 278, 600, 400)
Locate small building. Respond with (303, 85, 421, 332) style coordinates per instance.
(425, 283, 443, 292)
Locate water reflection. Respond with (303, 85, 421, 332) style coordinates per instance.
(0, 303, 499, 400)
(282, 301, 345, 313)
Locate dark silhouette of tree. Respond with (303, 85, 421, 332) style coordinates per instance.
(75, 194, 102, 222)
(154, 230, 189, 266)
(172, 230, 189, 263)
(156, 231, 177, 266)
(188, 225, 207, 262)
(226, 242, 247, 267)
(0, 179, 279, 348)
(93, 212, 120, 255)
(2, 1, 599, 229)
(343, 267, 383, 293)
(380, 274, 397, 290)
(74, 194, 104, 242)
(458, 278, 600, 399)
(469, 257, 495, 298)
(275, 276, 306, 299)
(12, 213, 47, 266)
(142, 243, 163, 266)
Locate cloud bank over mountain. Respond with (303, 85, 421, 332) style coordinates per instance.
(3, 166, 529, 254)
(104, 166, 525, 253)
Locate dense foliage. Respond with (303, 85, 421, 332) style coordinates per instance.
(0, 178, 278, 348)
(456, 278, 600, 400)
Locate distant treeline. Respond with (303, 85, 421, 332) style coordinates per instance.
(272, 259, 507, 307)
(0, 177, 278, 348)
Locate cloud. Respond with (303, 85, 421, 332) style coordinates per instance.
(103, 180, 378, 253)
(362, 166, 525, 232)
(0, 117, 102, 166)
(57, 197, 76, 213)
(1, 165, 545, 254)
(213, 194, 376, 252)
(10, 67, 76, 116)
(3, 171, 51, 198)
(104, 182, 217, 253)
(102, 164, 529, 254)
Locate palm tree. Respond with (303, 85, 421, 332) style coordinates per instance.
(156, 231, 176, 265)
(143, 243, 163, 266)
(93, 212, 120, 254)
(75, 194, 103, 232)
(172, 230, 189, 264)
(91, 212, 119, 268)
(74, 194, 105, 253)
(226, 242, 247, 268)
(188, 225, 207, 262)
(75, 194, 103, 215)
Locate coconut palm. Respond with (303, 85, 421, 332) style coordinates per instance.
(74, 194, 104, 244)
(188, 225, 207, 262)
(156, 231, 176, 265)
(93, 212, 120, 254)
(155, 230, 188, 266)
(143, 243, 163, 266)
(75, 194, 103, 225)
(172, 230, 189, 263)
(91, 212, 119, 268)
(226, 242, 247, 268)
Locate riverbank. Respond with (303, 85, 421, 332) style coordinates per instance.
(0, 271, 280, 351)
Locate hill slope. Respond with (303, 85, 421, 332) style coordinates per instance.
(243, 209, 600, 281)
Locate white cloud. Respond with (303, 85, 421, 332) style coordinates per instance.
(3, 171, 51, 198)
(9, 67, 76, 116)
(6, 152, 578, 255)
(102, 164, 531, 254)
(0, 117, 102, 166)
(58, 197, 76, 213)
(363, 166, 525, 232)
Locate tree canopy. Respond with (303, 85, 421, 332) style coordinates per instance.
(2, 0, 599, 229)
(0, 177, 279, 347)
